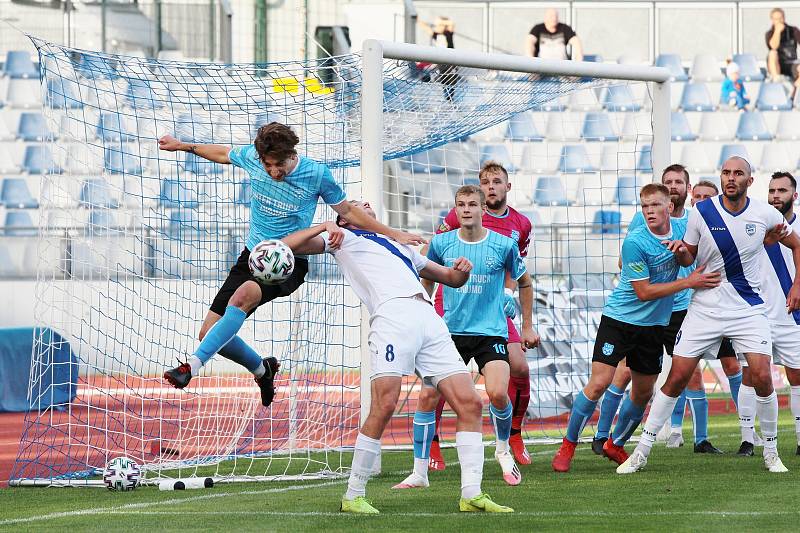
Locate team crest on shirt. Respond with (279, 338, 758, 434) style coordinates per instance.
(438, 221, 451, 233)
(746, 223, 756, 236)
(484, 255, 503, 271)
(602, 342, 614, 356)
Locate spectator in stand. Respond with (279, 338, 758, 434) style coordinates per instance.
(766, 7, 800, 95)
(525, 8, 583, 61)
(418, 16, 461, 102)
(720, 62, 750, 110)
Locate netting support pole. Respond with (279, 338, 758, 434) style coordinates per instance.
(650, 81, 671, 178)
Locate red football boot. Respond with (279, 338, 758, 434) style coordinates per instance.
(552, 438, 577, 472)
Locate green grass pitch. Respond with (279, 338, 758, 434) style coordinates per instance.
(2, 412, 800, 532)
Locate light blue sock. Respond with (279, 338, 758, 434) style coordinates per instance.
(193, 305, 247, 364)
(686, 389, 709, 444)
(727, 370, 742, 409)
(489, 402, 513, 442)
(413, 410, 436, 459)
(565, 391, 597, 443)
(595, 384, 624, 439)
(218, 335, 263, 373)
(670, 390, 687, 430)
(611, 394, 646, 446)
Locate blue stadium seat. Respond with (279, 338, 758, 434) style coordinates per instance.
(533, 176, 569, 206)
(680, 82, 715, 111)
(506, 113, 543, 142)
(1, 178, 38, 208)
(479, 144, 515, 171)
(558, 145, 596, 173)
(97, 112, 136, 143)
(18, 112, 54, 142)
(755, 83, 792, 111)
(690, 54, 724, 82)
(637, 145, 652, 172)
(80, 179, 119, 209)
(85, 209, 119, 236)
(671, 112, 697, 141)
(718, 144, 750, 169)
(168, 209, 200, 238)
(399, 150, 446, 173)
(104, 147, 143, 175)
(74, 53, 119, 80)
(581, 112, 619, 141)
(735, 112, 772, 141)
(592, 210, 622, 233)
(45, 79, 83, 109)
(160, 179, 200, 208)
(615, 176, 639, 205)
(4, 210, 36, 236)
(732, 53, 765, 81)
(3, 50, 38, 79)
(655, 54, 688, 82)
(603, 85, 641, 112)
(23, 145, 62, 174)
(184, 152, 224, 175)
(125, 78, 163, 109)
(583, 54, 604, 63)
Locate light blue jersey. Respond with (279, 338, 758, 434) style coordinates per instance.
(427, 229, 526, 337)
(628, 208, 692, 311)
(605, 220, 684, 326)
(229, 146, 346, 250)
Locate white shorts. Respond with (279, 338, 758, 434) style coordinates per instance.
(771, 322, 800, 369)
(368, 297, 468, 387)
(673, 305, 772, 359)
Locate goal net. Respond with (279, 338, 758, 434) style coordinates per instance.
(11, 37, 668, 486)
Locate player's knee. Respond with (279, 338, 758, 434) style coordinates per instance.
(748, 366, 772, 390)
(486, 389, 509, 409)
(510, 358, 530, 378)
(453, 392, 482, 420)
(228, 283, 261, 312)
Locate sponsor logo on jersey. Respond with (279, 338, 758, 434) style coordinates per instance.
(746, 223, 756, 236)
(602, 342, 614, 356)
(484, 254, 503, 271)
(629, 262, 645, 274)
(709, 226, 726, 232)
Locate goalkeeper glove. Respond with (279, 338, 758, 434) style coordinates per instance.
(503, 289, 517, 319)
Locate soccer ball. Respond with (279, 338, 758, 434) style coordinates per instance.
(248, 239, 295, 285)
(103, 456, 141, 491)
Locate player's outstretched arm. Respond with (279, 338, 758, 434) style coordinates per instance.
(331, 202, 427, 246)
(419, 257, 472, 289)
(281, 222, 342, 255)
(516, 271, 541, 350)
(157, 134, 232, 164)
(778, 231, 800, 311)
(631, 265, 720, 301)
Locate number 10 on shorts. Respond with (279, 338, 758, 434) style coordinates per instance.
(493, 343, 506, 355)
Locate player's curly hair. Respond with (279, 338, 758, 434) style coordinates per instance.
(254, 122, 299, 162)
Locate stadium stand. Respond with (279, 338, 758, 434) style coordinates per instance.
(732, 53, 765, 81)
(3, 51, 38, 79)
(655, 53, 688, 82)
(689, 54, 724, 82)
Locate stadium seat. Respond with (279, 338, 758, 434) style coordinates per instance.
(74, 53, 119, 80)
(615, 176, 639, 205)
(756, 83, 792, 111)
(3, 51, 38, 79)
(479, 144, 515, 171)
(160, 178, 200, 208)
(104, 146, 143, 175)
(506, 113, 543, 142)
(718, 144, 750, 169)
(689, 54, 723, 82)
(0, 145, 19, 174)
(23, 145, 62, 174)
(581, 112, 619, 141)
(735, 112, 772, 141)
(45, 78, 83, 109)
(671, 112, 697, 141)
(84, 209, 119, 235)
(603, 85, 641, 112)
(592, 210, 622, 233)
(759, 144, 794, 173)
(558, 145, 596, 173)
(183, 152, 224, 175)
(399, 150, 446, 174)
(533, 176, 569, 206)
(732, 53, 765, 81)
(167, 209, 200, 237)
(637, 145, 652, 173)
(655, 54, 688, 82)
(125, 78, 163, 109)
(680, 82, 715, 111)
(679, 144, 716, 173)
(545, 112, 583, 141)
(567, 89, 601, 111)
(697, 112, 736, 141)
(3, 210, 36, 236)
(517, 209, 543, 226)
(534, 94, 567, 112)
(6, 79, 42, 108)
(1, 178, 38, 209)
(775, 111, 800, 140)
(619, 112, 653, 141)
(18, 112, 55, 142)
(80, 179, 119, 209)
(97, 112, 137, 143)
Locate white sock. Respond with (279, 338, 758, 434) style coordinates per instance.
(756, 391, 779, 453)
(495, 439, 509, 454)
(253, 362, 266, 379)
(738, 385, 757, 444)
(188, 355, 203, 377)
(635, 390, 679, 457)
(345, 433, 381, 500)
(455, 431, 483, 500)
(791, 386, 800, 445)
(413, 457, 428, 481)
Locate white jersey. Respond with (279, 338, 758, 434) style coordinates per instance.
(684, 195, 790, 316)
(760, 213, 800, 326)
(324, 228, 430, 314)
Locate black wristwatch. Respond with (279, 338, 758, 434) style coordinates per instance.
(188, 145, 198, 155)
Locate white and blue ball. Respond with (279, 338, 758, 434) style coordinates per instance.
(102, 456, 141, 491)
(248, 239, 295, 285)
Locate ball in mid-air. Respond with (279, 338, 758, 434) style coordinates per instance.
(248, 239, 295, 285)
(103, 456, 141, 491)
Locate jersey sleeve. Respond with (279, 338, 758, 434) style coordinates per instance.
(322, 228, 354, 254)
(683, 208, 702, 246)
(437, 209, 459, 234)
(228, 145, 254, 169)
(627, 211, 645, 234)
(766, 204, 793, 236)
(505, 241, 527, 280)
(319, 165, 347, 206)
(562, 23, 577, 41)
(409, 247, 430, 272)
(518, 216, 532, 257)
(426, 236, 444, 265)
(620, 236, 649, 281)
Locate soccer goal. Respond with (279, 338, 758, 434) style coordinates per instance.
(11, 37, 670, 487)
